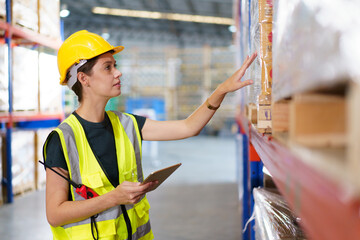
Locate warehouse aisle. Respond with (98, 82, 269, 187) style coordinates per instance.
(0, 135, 242, 240)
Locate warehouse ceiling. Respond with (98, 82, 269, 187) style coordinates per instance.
(60, 0, 235, 47)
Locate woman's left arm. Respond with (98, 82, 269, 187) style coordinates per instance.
(142, 52, 257, 141)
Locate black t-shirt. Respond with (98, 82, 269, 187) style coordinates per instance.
(44, 111, 146, 187)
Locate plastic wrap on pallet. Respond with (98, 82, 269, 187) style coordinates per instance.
(272, 0, 360, 101)
(244, 0, 261, 105)
(13, 46, 39, 111)
(240, 0, 250, 61)
(39, 52, 62, 112)
(0, 0, 5, 19)
(12, 130, 35, 195)
(0, 44, 8, 111)
(39, 0, 61, 38)
(253, 188, 307, 240)
(12, 0, 38, 31)
(37, 128, 53, 189)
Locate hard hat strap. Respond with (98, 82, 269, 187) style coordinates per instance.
(67, 59, 88, 89)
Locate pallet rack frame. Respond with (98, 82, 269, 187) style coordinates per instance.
(236, 0, 360, 239)
(0, 0, 63, 203)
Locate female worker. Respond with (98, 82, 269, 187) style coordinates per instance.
(43, 30, 257, 240)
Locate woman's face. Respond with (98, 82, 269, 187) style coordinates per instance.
(86, 52, 122, 100)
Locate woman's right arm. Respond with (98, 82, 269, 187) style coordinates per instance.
(45, 168, 156, 227)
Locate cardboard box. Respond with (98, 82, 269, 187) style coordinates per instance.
(259, 0, 273, 23)
(290, 93, 346, 147)
(272, 100, 290, 133)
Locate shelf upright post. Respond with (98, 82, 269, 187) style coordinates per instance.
(4, 0, 13, 203)
(249, 142, 263, 240)
(241, 132, 251, 240)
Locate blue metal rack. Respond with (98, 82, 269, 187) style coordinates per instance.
(5, 0, 14, 204)
(237, 118, 263, 240)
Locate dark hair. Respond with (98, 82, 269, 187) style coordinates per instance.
(67, 50, 115, 102)
(70, 56, 99, 102)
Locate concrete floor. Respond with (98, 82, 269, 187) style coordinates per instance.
(0, 135, 243, 240)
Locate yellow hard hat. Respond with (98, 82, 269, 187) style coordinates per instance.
(57, 30, 124, 85)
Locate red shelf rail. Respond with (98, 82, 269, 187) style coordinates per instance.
(242, 117, 360, 240)
(237, 113, 360, 240)
(0, 20, 62, 50)
(0, 112, 64, 124)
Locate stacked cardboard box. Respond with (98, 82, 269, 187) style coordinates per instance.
(11, 0, 60, 39)
(257, 0, 273, 133)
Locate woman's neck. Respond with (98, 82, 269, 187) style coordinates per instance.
(75, 101, 107, 123)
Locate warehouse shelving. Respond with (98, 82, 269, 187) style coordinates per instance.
(235, 0, 360, 239)
(237, 113, 360, 240)
(0, 0, 63, 204)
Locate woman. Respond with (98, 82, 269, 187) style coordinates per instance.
(43, 30, 256, 240)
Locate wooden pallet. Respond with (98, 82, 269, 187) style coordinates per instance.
(13, 180, 36, 197)
(270, 80, 360, 196)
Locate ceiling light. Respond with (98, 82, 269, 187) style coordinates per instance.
(228, 25, 236, 33)
(60, 4, 70, 18)
(92, 7, 234, 25)
(101, 32, 110, 40)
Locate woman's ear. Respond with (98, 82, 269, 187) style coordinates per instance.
(77, 72, 89, 87)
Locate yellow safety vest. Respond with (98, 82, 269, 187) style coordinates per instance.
(43, 111, 154, 240)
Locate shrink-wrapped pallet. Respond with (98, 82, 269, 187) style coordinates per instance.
(245, 0, 261, 106)
(254, 188, 307, 240)
(0, 0, 5, 19)
(0, 44, 8, 111)
(39, 0, 61, 39)
(12, 0, 38, 31)
(272, 0, 360, 101)
(36, 128, 53, 189)
(39, 52, 62, 113)
(12, 130, 35, 195)
(13, 46, 39, 111)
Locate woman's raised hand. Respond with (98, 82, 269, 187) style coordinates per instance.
(218, 52, 257, 94)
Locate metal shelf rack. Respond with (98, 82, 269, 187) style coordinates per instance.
(0, 0, 63, 203)
(237, 113, 360, 240)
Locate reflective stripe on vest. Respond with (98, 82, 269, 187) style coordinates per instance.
(46, 111, 153, 240)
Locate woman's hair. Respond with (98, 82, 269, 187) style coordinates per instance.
(67, 50, 114, 102)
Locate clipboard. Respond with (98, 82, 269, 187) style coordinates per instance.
(142, 163, 182, 190)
